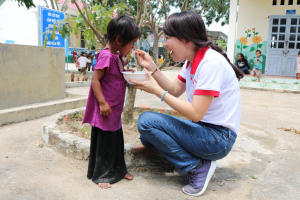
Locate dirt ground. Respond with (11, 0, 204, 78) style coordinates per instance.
(1, 66, 300, 199)
(57, 109, 188, 144)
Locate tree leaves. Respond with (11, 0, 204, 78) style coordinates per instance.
(15, 0, 35, 9)
(50, 24, 57, 41)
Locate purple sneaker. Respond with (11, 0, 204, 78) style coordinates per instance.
(182, 160, 216, 196)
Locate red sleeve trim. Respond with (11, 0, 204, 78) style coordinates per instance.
(177, 75, 186, 83)
(194, 90, 220, 97)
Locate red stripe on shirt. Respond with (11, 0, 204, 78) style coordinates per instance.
(177, 75, 186, 83)
(194, 90, 220, 97)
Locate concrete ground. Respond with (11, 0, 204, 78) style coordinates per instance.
(1, 68, 300, 200)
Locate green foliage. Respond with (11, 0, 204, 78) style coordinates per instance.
(15, 0, 35, 9)
(43, 3, 128, 49)
(170, 0, 230, 26)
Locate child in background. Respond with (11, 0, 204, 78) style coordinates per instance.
(91, 55, 97, 71)
(297, 51, 300, 79)
(82, 15, 141, 189)
(253, 50, 263, 82)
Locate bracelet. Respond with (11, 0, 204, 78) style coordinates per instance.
(152, 68, 158, 76)
(161, 91, 168, 101)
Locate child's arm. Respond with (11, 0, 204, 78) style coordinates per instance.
(91, 69, 111, 116)
(257, 57, 263, 62)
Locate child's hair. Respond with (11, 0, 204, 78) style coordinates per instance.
(298, 51, 300, 56)
(107, 15, 141, 47)
(163, 10, 244, 80)
(239, 53, 245, 59)
(256, 50, 261, 54)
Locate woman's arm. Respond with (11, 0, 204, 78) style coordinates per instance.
(91, 69, 111, 116)
(130, 70, 213, 122)
(152, 69, 186, 97)
(135, 50, 186, 97)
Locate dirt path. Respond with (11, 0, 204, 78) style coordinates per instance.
(1, 80, 300, 199)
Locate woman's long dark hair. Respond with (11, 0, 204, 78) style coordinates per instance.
(163, 10, 244, 80)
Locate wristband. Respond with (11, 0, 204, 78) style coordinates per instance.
(161, 91, 168, 101)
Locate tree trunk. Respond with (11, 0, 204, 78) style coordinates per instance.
(158, 48, 169, 70)
(153, 32, 159, 66)
(50, 0, 55, 9)
(123, 84, 137, 124)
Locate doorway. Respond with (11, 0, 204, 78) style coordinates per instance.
(266, 15, 300, 76)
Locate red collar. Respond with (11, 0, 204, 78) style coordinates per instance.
(186, 47, 209, 74)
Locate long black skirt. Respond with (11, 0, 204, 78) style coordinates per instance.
(87, 126, 127, 184)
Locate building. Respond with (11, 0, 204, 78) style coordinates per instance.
(0, 0, 97, 60)
(228, 0, 300, 76)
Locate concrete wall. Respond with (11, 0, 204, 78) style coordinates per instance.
(0, 43, 66, 110)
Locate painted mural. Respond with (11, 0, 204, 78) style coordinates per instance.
(235, 28, 267, 74)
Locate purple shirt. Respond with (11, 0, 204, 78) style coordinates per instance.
(82, 48, 127, 132)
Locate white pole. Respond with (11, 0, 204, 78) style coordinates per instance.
(227, 0, 238, 63)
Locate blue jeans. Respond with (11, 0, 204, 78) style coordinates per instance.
(137, 112, 237, 173)
(240, 67, 250, 74)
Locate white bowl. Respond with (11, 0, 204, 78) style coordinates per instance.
(122, 71, 152, 84)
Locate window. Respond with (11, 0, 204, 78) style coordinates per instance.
(81, 31, 85, 48)
(272, 0, 300, 6)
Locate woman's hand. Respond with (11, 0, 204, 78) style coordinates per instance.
(99, 101, 112, 116)
(135, 50, 157, 72)
(129, 69, 164, 96)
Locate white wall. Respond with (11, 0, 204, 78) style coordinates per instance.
(0, 0, 47, 45)
(0, 0, 78, 46)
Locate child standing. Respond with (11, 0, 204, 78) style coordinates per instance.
(253, 50, 263, 82)
(82, 15, 141, 189)
(91, 55, 97, 71)
(297, 51, 300, 79)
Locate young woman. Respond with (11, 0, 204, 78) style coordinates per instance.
(235, 53, 250, 74)
(130, 11, 243, 197)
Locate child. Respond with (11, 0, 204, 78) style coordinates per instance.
(297, 51, 300, 79)
(91, 55, 97, 71)
(253, 50, 263, 82)
(82, 15, 141, 189)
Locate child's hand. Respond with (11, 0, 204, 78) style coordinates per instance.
(99, 101, 112, 116)
(125, 68, 136, 73)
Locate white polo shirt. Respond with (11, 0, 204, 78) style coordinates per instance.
(177, 48, 241, 133)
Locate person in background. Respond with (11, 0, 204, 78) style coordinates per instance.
(252, 50, 263, 82)
(72, 49, 77, 62)
(235, 53, 250, 74)
(158, 55, 163, 66)
(297, 51, 300, 79)
(86, 52, 92, 71)
(78, 52, 91, 75)
(91, 55, 97, 71)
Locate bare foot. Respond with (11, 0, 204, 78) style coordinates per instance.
(124, 173, 134, 180)
(98, 183, 111, 189)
